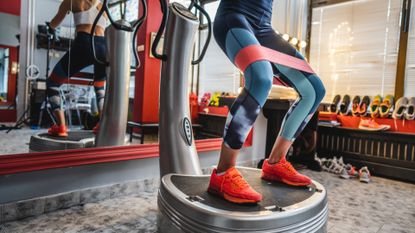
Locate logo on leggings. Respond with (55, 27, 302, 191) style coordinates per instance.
(182, 117, 193, 146)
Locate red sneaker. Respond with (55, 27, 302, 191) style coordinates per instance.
(93, 123, 100, 134)
(261, 158, 312, 186)
(48, 124, 68, 137)
(208, 167, 262, 204)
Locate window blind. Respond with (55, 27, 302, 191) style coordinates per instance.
(309, 0, 403, 102)
(405, 0, 415, 96)
(198, 2, 241, 97)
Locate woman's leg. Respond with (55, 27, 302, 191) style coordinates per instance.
(46, 35, 93, 132)
(208, 13, 274, 203)
(257, 31, 326, 164)
(254, 30, 325, 185)
(215, 24, 274, 173)
(92, 37, 107, 115)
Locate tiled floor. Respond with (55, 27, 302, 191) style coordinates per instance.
(1, 170, 415, 233)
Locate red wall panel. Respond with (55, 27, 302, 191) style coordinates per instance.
(133, 0, 165, 123)
(0, 0, 21, 16)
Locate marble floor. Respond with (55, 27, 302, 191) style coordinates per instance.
(1, 170, 415, 233)
(0, 126, 158, 155)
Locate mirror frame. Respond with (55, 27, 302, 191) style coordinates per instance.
(0, 136, 255, 175)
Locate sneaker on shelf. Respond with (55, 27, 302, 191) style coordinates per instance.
(379, 95, 394, 118)
(351, 96, 361, 116)
(370, 95, 382, 118)
(208, 167, 262, 204)
(358, 119, 390, 131)
(404, 97, 415, 120)
(359, 166, 371, 183)
(261, 158, 312, 186)
(393, 97, 408, 120)
(339, 95, 351, 115)
(48, 124, 68, 137)
(358, 96, 371, 116)
(330, 95, 342, 113)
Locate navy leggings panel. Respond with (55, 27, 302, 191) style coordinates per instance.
(214, 11, 325, 149)
(46, 32, 107, 111)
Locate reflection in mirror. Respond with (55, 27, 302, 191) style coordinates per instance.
(0, 0, 243, 156)
(0, 0, 142, 155)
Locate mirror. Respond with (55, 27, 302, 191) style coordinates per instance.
(0, 0, 237, 158)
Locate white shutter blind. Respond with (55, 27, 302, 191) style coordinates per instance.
(405, 0, 415, 96)
(309, 0, 403, 102)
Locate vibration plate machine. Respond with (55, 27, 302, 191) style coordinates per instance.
(29, 0, 147, 152)
(153, 1, 329, 232)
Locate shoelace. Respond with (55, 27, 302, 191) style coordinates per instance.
(281, 161, 298, 175)
(229, 173, 249, 189)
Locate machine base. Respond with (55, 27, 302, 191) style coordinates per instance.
(158, 167, 328, 233)
(29, 131, 95, 152)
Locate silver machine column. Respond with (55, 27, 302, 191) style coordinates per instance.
(95, 20, 132, 147)
(159, 3, 202, 176)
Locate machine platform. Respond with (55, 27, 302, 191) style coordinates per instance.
(158, 167, 328, 233)
(29, 131, 95, 152)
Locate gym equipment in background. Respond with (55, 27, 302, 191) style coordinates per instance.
(94, 0, 147, 147)
(153, 1, 328, 232)
(29, 0, 147, 152)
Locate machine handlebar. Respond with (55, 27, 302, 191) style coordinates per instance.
(91, 0, 147, 67)
(151, 0, 169, 61)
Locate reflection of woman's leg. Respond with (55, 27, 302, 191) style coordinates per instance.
(46, 35, 92, 127)
(92, 37, 107, 114)
(46, 52, 72, 126)
(215, 16, 273, 173)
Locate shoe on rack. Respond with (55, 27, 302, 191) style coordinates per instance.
(358, 119, 390, 131)
(262, 158, 312, 186)
(359, 166, 371, 183)
(404, 97, 415, 120)
(339, 95, 351, 115)
(330, 95, 342, 113)
(358, 96, 371, 116)
(379, 95, 394, 118)
(208, 167, 262, 204)
(351, 96, 361, 116)
(48, 124, 68, 137)
(370, 95, 382, 118)
(393, 97, 408, 119)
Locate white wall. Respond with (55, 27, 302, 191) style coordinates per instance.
(33, 0, 75, 80)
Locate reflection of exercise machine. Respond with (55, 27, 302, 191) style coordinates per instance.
(153, 1, 328, 232)
(29, 0, 147, 152)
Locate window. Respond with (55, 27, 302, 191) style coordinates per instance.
(405, 0, 415, 96)
(198, 2, 241, 97)
(309, 0, 403, 102)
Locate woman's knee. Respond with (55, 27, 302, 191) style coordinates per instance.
(311, 75, 326, 102)
(244, 61, 273, 106)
